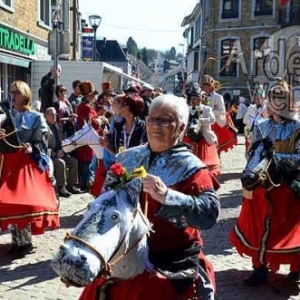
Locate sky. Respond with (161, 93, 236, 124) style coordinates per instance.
(78, 0, 197, 53)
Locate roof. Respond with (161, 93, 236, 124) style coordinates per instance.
(96, 39, 128, 62)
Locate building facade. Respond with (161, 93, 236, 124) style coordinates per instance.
(0, 0, 81, 101)
(183, 0, 300, 101)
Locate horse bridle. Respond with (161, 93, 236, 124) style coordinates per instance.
(64, 207, 148, 278)
(0, 128, 22, 149)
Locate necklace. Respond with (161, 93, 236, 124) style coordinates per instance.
(123, 119, 136, 149)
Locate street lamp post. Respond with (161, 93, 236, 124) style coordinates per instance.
(88, 15, 102, 61)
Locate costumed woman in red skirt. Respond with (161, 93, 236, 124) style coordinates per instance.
(80, 94, 220, 300)
(183, 87, 221, 177)
(202, 75, 237, 154)
(76, 81, 102, 191)
(230, 78, 300, 286)
(0, 80, 59, 257)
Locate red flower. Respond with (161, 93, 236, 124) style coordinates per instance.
(110, 163, 125, 176)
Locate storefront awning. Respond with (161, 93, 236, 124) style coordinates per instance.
(0, 52, 31, 68)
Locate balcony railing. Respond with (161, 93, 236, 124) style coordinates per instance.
(278, 8, 300, 27)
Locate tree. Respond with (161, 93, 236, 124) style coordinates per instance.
(141, 47, 149, 66)
(126, 37, 138, 57)
(169, 47, 176, 60)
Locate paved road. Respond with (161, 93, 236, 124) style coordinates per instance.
(0, 136, 299, 300)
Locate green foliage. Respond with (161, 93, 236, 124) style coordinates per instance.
(126, 37, 138, 57)
(126, 37, 183, 67)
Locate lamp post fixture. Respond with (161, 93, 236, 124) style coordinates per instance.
(88, 15, 102, 61)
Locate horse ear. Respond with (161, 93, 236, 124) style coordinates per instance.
(122, 178, 143, 208)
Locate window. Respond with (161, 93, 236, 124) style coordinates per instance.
(253, 37, 269, 56)
(220, 39, 238, 77)
(251, 36, 270, 77)
(193, 52, 199, 71)
(254, 0, 273, 16)
(39, 0, 51, 26)
(1, 0, 12, 6)
(221, 0, 239, 19)
(0, 0, 14, 11)
(195, 17, 201, 41)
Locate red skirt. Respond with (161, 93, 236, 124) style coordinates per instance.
(80, 252, 215, 300)
(0, 151, 60, 234)
(183, 136, 221, 177)
(229, 184, 300, 272)
(212, 113, 237, 154)
(90, 159, 106, 197)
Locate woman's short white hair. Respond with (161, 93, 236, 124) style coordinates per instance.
(150, 94, 189, 126)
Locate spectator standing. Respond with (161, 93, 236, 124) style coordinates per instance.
(235, 97, 248, 134)
(96, 81, 116, 111)
(45, 107, 81, 197)
(40, 65, 61, 113)
(68, 80, 82, 112)
(139, 84, 154, 120)
(53, 85, 77, 138)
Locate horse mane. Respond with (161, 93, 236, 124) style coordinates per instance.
(0, 103, 21, 153)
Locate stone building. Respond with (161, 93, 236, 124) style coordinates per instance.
(0, 0, 80, 101)
(182, 0, 300, 102)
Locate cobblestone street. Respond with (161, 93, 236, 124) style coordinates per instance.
(1, 136, 299, 299)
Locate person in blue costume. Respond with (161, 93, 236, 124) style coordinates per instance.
(0, 80, 59, 257)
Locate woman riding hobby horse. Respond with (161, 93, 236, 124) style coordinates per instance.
(80, 94, 220, 299)
(0, 81, 59, 256)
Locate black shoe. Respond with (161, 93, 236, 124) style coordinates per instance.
(288, 271, 300, 282)
(66, 185, 82, 194)
(243, 268, 268, 287)
(9, 243, 34, 256)
(58, 186, 72, 197)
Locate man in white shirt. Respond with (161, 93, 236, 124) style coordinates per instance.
(202, 75, 237, 154)
(202, 75, 226, 127)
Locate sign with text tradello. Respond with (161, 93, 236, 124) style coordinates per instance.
(0, 25, 36, 55)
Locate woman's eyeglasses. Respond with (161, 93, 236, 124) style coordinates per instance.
(145, 116, 175, 127)
(59, 89, 67, 93)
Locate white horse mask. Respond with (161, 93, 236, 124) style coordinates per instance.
(51, 177, 152, 287)
(61, 122, 104, 159)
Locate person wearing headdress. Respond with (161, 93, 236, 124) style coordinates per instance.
(76, 81, 101, 191)
(184, 86, 220, 177)
(243, 85, 268, 152)
(230, 78, 300, 286)
(139, 84, 154, 120)
(202, 75, 237, 154)
(95, 81, 116, 111)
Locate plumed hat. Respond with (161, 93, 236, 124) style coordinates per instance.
(101, 81, 116, 96)
(202, 75, 215, 89)
(79, 81, 97, 98)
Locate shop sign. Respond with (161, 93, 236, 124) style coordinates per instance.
(0, 25, 36, 55)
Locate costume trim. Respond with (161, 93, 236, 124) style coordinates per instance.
(0, 153, 4, 181)
(234, 224, 300, 254)
(0, 210, 59, 221)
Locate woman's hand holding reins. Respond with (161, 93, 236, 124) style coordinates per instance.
(0, 128, 6, 139)
(22, 142, 33, 154)
(143, 174, 168, 204)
